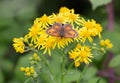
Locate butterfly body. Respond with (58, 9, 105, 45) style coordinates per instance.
(46, 23, 78, 38)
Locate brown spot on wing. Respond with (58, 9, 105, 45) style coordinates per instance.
(46, 28, 60, 37)
(52, 23, 62, 31)
(63, 24, 72, 31)
(64, 30, 78, 38)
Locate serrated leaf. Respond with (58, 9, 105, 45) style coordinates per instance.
(109, 54, 120, 67)
(90, 0, 112, 10)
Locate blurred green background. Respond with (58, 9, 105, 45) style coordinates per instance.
(0, 0, 120, 83)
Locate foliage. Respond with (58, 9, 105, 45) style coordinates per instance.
(0, 0, 120, 83)
(90, 0, 111, 10)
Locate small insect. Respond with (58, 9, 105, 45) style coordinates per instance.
(46, 23, 78, 38)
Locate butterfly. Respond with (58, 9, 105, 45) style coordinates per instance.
(46, 23, 78, 38)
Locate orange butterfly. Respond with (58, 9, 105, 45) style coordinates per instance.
(46, 23, 78, 38)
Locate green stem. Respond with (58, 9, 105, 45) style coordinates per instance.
(61, 51, 66, 83)
(36, 51, 57, 83)
(24, 77, 32, 83)
(77, 65, 88, 83)
(67, 61, 74, 70)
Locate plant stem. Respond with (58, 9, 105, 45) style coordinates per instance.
(24, 77, 32, 83)
(36, 51, 57, 83)
(77, 65, 88, 83)
(61, 51, 66, 83)
(68, 61, 74, 70)
(106, 0, 114, 31)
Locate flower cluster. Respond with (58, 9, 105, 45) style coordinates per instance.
(20, 66, 35, 77)
(69, 44, 93, 67)
(100, 39, 113, 49)
(13, 37, 25, 53)
(13, 7, 113, 68)
(20, 53, 41, 78)
(29, 53, 41, 64)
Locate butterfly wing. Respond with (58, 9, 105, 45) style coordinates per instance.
(63, 24, 78, 38)
(46, 23, 62, 37)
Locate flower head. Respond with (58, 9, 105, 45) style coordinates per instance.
(69, 44, 93, 67)
(13, 37, 25, 53)
(13, 7, 112, 68)
(35, 14, 53, 29)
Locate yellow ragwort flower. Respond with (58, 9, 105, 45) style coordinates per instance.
(41, 37, 56, 55)
(59, 7, 71, 14)
(69, 44, 93, 67)
(35, 14, 53, 29)
(67, 10, 82, 26)
(13, 37, 25, 53)
(79, 27, 93, 43)
(26, 23, 41, 43)
(54, 37, 73, 49)
(51, 13, 68, 24)
(79, 19, 103, 43)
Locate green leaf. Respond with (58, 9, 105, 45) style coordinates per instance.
(90, 0, 112, 10)
(109, 54, 120, 67)
(63, 69, 81, 83)
(84, 66, 97, 80)
(14, 53, 32, 82)
(96, 78, 101, 83)
(88, 77, 107, 83)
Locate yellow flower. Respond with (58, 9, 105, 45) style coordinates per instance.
(33, 53, 38, 58)
(79, 27, 93, 43)
(54, 37, 73, 49)
(100, 40, 105, 46)
(26, 72, 31, 77)
(59, 7, 71, 14)
(59, 7, 71, 19)
(75, 60, 80, 67)
(35, 14, 53, 29)
(51, 13, 68, 23)
(67, 10, 81, 25)
(13, 7, 112, 61)
(30, 66, 35, 74)
(20, 67, 25, 72)
(25, 67, 30, 72)
(100, 39, 113, 49)
(107, 43, 113, 49)
(26, 23, 41, 43)
(69, 44, 93, 67)
(79, 19, 103, 43)
(41, 37, 56, 55)
(33, 53, 41, 61)
(20, 66, 35, 77)
(94, 24, 102, 39)
(84, 19, 102, 38)
(13, 37, 25, 53)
